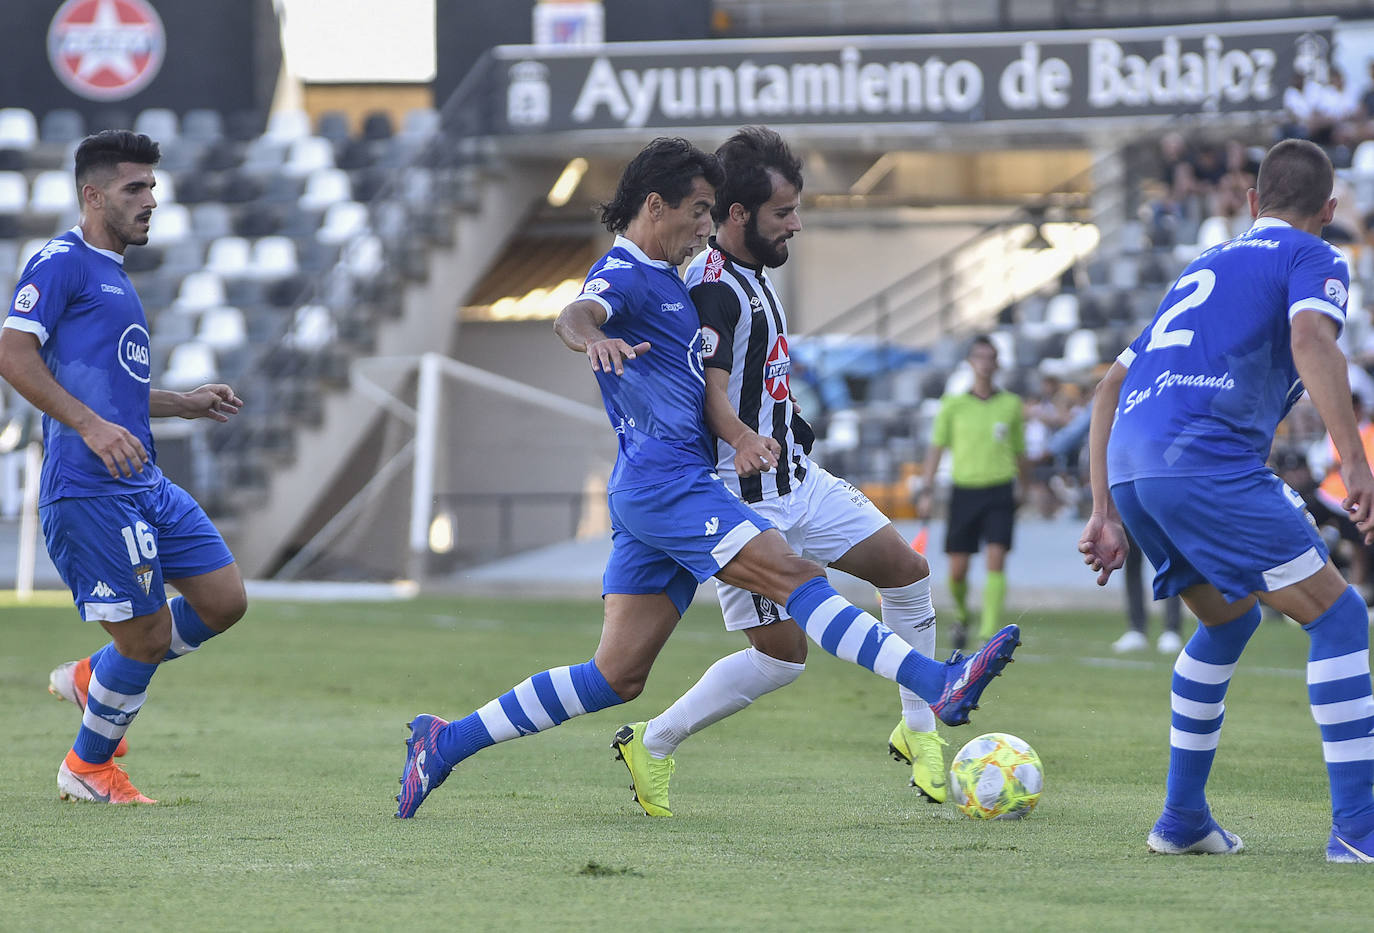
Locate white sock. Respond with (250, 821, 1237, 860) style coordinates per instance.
(879, 577, 938, 733)
(643, 646, 804, 758)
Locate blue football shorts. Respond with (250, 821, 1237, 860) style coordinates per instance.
(1112, 467, 1328, 603)
(40, 476, 235, 623)
(603, 469, 772, 616)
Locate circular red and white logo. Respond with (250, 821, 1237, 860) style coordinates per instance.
(765, 335, 791, 401)
(48, 0, 166, 102)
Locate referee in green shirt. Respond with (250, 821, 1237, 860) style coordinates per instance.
(917, 335, 1027, 650)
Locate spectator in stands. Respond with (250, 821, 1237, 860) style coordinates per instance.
(1113, 526, 1184, 655)
(916, 335, 1027, 650)
(1280, 71, 1317, 140)
(1311, 393, 1374, 601)
(0, 130, 247, 806)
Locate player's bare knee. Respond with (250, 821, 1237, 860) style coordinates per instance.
(606, 671, 647, 701)
(746, 622, 808, 664)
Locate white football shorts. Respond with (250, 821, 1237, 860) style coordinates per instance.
(715, 463, 890, 631)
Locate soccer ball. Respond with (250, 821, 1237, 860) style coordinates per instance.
(948, 732, 1043, 820)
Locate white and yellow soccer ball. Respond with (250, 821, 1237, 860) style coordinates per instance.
(949, 732, 1043, 820)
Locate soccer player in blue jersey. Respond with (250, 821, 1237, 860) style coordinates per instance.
(1079, 138, 1374, 862)
(0, 131, 247, 805)
(395, 138, 1020, 819)
(612, 126, 951, 816)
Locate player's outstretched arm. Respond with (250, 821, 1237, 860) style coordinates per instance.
(553, 299, 649, 376)
(150, 385, 243, 422)
(704, 368, 778, 476)
(0, 327, 148, 477)
(1292, 309, 1374, 540)
(1078, 361, 1129, 584)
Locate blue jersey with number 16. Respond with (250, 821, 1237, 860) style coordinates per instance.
(2, 228, 161, 505)
(1108, 217, 1349, 484)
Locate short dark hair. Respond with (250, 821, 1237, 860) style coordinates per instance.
(74, 130, 160, 187)
(968, 334, 996, 356)
(712, 126, 804, 224)
(1255, 139, 1332, 218)
(598, 137, 723, 234)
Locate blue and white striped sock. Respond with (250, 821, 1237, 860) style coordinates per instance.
(1164, 604, 1261, 812)
(1304, 586, 1374, 835)
(72, 648, 158, 765)
(163, 596, 219, 660)
(434, 659, 623, 766)
(786, 577, 945, 702)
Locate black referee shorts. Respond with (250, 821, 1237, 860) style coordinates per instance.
(944, 481, 1015, 554)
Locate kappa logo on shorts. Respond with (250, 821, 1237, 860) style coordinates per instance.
(704, 517, 719, 536)
(90, 580, 117, 598)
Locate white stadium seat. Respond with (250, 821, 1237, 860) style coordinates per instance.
(0, 108, 38, 150)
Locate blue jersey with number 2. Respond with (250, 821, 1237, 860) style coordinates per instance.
(1108, 217, 1349, 484)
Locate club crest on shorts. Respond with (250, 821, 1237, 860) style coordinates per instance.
(134, 564, 152, 595)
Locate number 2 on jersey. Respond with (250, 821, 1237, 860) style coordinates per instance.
(1146, 268, 1215, 352)
(120, 522, 157, 564)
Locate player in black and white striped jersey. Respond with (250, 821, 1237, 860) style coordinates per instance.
(614, 126, 954, 809)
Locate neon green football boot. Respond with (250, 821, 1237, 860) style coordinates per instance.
(888, 720, 949, 803)
(611, 722, 675, 817)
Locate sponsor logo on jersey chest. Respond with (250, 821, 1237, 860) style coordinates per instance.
(118, 322, 151, 383)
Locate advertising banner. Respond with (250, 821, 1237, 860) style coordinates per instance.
(491, 18, 1334, 133)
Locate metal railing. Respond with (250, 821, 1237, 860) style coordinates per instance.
(806, 146, 1127, 346)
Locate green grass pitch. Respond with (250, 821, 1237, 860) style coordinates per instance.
(2, 594, 1370, 930)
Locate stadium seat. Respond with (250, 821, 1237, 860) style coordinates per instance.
(316, 111, 351, 145)
(1043, 292, 1080, 332)
(0, 172, 26, 215)
(988, 329, 1017, 368)
(134, 108, 179, 142)
(197, 305, 248, 352)
(401, 108, 440, 141)
(263, 109, 311, 144)
(261, 173, 306, 204)
(317, 201, 369, 244)
(286, 304, 338, 351)
(163, 341, 219, 390)
(171, 270, 227, 314)
(0, 109, 38, 151)
(150, 203, 192, 245)
(190, 203, 234, 241)
(205, 236, 252, 279)
(240, 136, 289, 176)
(282, 136, 336, 178)
(235, 206, 284, 238)
(29, 170, 76, 212)
(17, 238, 49, 276)
(157, 239, 205, 280)
(1196, 215, 1231, 249)
(335, 137, 376, 171)
(39, 109, 85, 146)
(251, 236, 299, 280)
(340, 234, 384, 278)
(152, 170, 177, 204)
(180, 109, 225, 144)
(226, 110, 265, 143)
(299, 168, 352, 211)
(361, 111, 394, 141)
